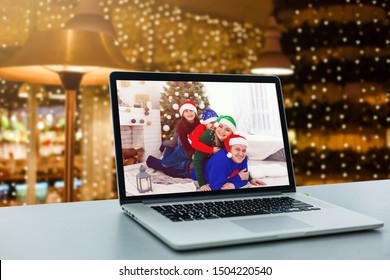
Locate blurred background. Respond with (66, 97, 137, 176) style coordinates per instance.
(0, 0, 389, 206)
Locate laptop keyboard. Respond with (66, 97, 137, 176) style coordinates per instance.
(151, 197, 321, 222)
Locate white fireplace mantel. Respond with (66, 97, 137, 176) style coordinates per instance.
(119, 107, 162, 162)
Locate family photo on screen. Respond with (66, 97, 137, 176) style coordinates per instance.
(117, 80, 289, 196)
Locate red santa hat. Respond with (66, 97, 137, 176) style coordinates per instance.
(179, 101, 197, 116)
(224, 134, 248, 158)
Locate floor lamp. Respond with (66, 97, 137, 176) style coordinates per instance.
(0, 29, 132, 202)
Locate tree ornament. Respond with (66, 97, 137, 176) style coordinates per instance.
(163, 125, 170, 132)
(172, 103, 179, 110)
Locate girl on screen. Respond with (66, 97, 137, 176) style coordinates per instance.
(146, 101, 199, 178)
(160, 101, 200, 171)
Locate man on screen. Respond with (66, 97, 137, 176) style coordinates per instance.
(192, 134, 266, 191)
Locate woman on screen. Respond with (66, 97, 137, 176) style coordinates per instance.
(191, 115, 236, 190)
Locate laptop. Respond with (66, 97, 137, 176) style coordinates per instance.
(109, 71, 383, 250)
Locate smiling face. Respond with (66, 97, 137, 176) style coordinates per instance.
(182, 109, 196, 122)
(215, 123, 233, 141)
(230, 144, 247, 164)
(204, 121, 216, 131)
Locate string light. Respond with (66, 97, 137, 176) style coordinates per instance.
(1, 1, 389, 205)
(279, 1, 389, 184)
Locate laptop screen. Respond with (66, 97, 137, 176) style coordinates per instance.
(109, 72, 295, 202)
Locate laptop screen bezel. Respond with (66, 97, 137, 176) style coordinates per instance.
(109, 72, 296, 205)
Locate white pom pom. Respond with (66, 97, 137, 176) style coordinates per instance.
(227, 152, 232, 158)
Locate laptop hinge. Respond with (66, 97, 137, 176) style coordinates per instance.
(142, 191, 284, 204)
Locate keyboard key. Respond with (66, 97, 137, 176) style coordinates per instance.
(151, 197, 321, 222)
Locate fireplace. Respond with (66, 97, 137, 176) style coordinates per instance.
(119, 107, 161, 166)
(121, 126, 145, 165)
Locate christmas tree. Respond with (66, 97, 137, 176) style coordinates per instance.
(160, 81, 210, 140)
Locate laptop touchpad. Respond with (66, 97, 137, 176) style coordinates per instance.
(232, 216, 312, 233)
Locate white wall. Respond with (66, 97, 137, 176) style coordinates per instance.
(117, 80, 165, 110)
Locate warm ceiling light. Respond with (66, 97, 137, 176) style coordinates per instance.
(251, 16, 293, 76)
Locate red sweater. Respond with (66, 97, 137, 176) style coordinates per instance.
(175, 116, 200, 156)
(189, 124, 214, 154)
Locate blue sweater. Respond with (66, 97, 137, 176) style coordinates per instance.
(192, 148, 249, 190)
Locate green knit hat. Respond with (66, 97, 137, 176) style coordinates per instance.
(214, 115, 237, 132)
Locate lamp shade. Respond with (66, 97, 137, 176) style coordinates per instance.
(251, 16, 293, 75)
(0, 28, 134, 202)
(65, 0, 116, 38)
(251, 52, 293, 75)
(0, 29, 131, 85)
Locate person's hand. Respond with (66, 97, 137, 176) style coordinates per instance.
(213, 147, 221, 154)
(200, 184, 211, 191)
(238, 168, 249, 181)
(250, 179, 267, 186)
(221, 183, 235, 190)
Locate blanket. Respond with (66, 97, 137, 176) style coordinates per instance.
(248, 163, 288, 178)
(124, 160, 289, 196)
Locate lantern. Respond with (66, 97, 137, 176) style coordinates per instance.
(135, 165, 152, 193)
